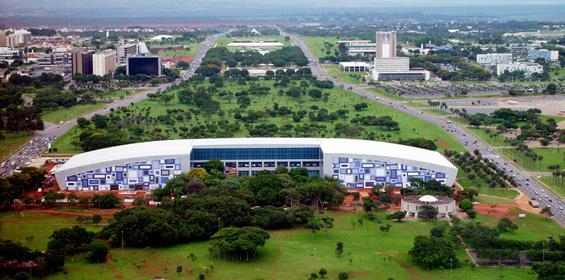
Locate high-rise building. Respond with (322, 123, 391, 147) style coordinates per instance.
(0, 30, 7, 47)
(117, 43, 138, 64)
(93, 50, 117, 76)
(72, 50, 94, 76)
(7, 29, 32, 48)
(375, 31, 396, 58)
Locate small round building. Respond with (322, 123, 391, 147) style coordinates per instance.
(54, 138, 457, 191)
(401, 195, 456, 219)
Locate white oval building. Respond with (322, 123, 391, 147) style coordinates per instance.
(54, 138, 457, 191)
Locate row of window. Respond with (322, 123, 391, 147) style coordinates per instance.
(190, 148, 323, 161)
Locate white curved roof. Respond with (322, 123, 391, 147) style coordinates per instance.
(419, 195, 439, 202)
(56, 138, 456, 177)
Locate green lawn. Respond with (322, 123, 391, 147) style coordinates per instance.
(323, 64, 369, 85)
(539, 176, 565, 198)
(497, 147, 565, 172)
(41, 104, 105, 124)
(0, 132, 33, 162)
(477, 210, 563, 241)
(0, 210, 540, 280)
(51, 80, 466, 154)
(300, 36, 339, 59)
(216, 36, 292, 49)
(51, 126, 84, 154)
(156, 43, 200, 58)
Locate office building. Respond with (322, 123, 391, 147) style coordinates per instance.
(37, 52, 71, 65)
(0, 30, 7, 47)
(496, 62, 544, 76)
(117, 43, 138, 64)
(528, 49, 559, 62)
(375, 31, 396, 58)
(54, 138, 457, 191)
(93, 50, 117, 76)
(71, 50, 94, 76)
(7, 29, 32, 48)
(127, 56, 161, 76)
(373, 57, 410, 72)
(476, 53, 513, 65)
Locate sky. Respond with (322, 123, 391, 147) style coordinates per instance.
(2, 0, 564, 17)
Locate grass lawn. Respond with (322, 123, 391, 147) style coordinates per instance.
(0, 209, 540, 280)
(300, 36, 339, 59)
(476, 209, 563, 241)
(216, 36, 292, 49)
(41, 104, 105, 124)
(157, 43, 200, 58)
(323, 64, 369, 85)
(474, 188, 519, 204)
(51, 126, 84, 154)
(52, 80, 466, 154)
(539, 176, 565, 198)
(0, 132, 33, 162)
(497, 147, 565, 172)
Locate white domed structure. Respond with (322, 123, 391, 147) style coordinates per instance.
(401, 195, 455, 219)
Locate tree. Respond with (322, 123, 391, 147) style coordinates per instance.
(86, 240, 108, 263)
(209, 226, 270, 262)
(418, 205, 438, 221)
(459, 199, 473, 211)
(387, 211, 407, 222)
(48, 226, 95, 256)
(204, 159, 224, 174)
(336, 241, 344, 257)
(496, 217, 518, 232)
(363, 198, 381, 213)
(91, 193, 121, 209)
(336, 272, 349, 280)
(409, 235, 459, 269)
(92, 215, 102, 224)
(319, 268, 328, 278)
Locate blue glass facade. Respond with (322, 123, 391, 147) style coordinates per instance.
(190, 148, 323, 161)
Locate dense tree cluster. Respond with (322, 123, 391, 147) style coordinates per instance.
(100, 166, 342, 249)
(209, 226, 270, 261)
(445, 150, 517, 190)
(0, 167, 46, 211)
(0, 239, 65, 279)
(409, 226, 459, 269)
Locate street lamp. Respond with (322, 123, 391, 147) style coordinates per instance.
(121, 230, 124, 251)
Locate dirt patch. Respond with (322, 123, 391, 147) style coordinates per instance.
(473, 203, 517, 219)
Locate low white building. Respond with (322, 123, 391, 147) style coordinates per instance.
(401, 195, 456, 219)
(476, 53, 513, 65)
(339, 62, 371, 72)
(496, 62, 544, 76)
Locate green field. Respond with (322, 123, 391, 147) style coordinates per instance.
(477, 209, 563, 241)
(41, 104, 105, 124)
(157, 43, 200, 59)
(51, 126, 84, 154)
(50, 80, 466, 154)
(0, 209, 543, 280)
(0, 132, 33, 162)
(300, 36, 339, 59)
(498, 147, 565, 172)
(539, 176, 565, 198)
(216, 36, 292, 49)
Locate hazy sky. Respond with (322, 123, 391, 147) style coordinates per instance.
(2, 0, 564, 17)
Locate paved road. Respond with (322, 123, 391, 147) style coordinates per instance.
(0, 33, 223, 177)
(283, 30, 565, 227)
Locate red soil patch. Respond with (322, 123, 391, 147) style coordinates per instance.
(473, 203, 517, 219)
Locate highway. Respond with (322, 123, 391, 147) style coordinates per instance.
(282, 30, 565, 227)
(0, 33, 223, 177)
